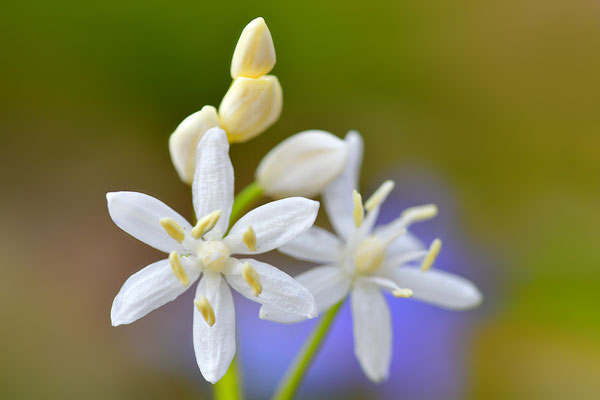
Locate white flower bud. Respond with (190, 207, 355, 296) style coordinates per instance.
(256, 130, 348, 197)
(231, 17, 276, 79)
(169, 105, 220, 184)
(219, 75, 282, 143)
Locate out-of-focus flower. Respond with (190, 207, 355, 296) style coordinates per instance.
(256, 130, 349, 197)
(219, 75, 283, 143)
(108, 128, 318, 383)
(169, 106, 220, 184)
(260, 131, 482, 383)
(231, 17, 276, 79)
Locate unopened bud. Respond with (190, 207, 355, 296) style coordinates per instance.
(231, 17, 276, 79)
(256, 130, 348, 197)
(219, 75, 282, 143)
(169, 106, 220, 184)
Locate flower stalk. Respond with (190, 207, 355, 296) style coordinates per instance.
(271, 301, 344, 400)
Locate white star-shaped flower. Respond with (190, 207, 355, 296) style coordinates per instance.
(260, 131, 482, 382)
(107, 128, 319, 383)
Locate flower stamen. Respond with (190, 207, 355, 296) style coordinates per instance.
(169, 251, 189, 286)
(191, 210, 222, 239)
(421, 238, 442, 272)
(194, 295, 216, 327)
(392, 288, 414, 298)
(242, 225, 257, 252)
(353, 190, 364, 228)
(365, 180, 395, 212)
(242, 262, 262, 296)
(160, 217, 185, 243)
(402, 204, 438, 224)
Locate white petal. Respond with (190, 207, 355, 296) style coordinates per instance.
(259, 265, 350, 324)
(192, 128, 234, 239)
(278, 226, 341, 263)
(351, 281, 392, 383)
(224, 197, 319, 255)
(224, 258, 317, 319)
(193, 272, 236, 383)
(256, 130, 348, 197)
(111, 259, 201, 326)
(385, 267, 482, 310)
(381, 231, 425, 258)
(323, 131, 363, 239)
(106, 191, 191, 253)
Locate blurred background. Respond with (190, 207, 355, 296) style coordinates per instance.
(1, 0, 599, 399)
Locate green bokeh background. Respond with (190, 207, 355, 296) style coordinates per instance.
(1, 0, 599, 399)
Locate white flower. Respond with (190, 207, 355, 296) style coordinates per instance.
(169, 105, 220, 184)
(108, 128, 319, 383)
(260, 131, 482, 383)
(256, 130, 349, 197)
(231, 17, 276, 79)
(219, 75, 283, 143)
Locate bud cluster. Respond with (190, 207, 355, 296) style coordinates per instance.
(170, 17, 282, 184)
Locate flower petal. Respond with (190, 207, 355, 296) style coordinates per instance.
(224, 258, 317, 319)
(323, 131, 363, 239)
(278, 226, 341, 263)
(193, 271, 236, 383)
(382, 231, 425, 258)
(224, 197, 319, 255)
(259, 265, 350, 324)
(192, 128, 234, 239)
(385, 267, 482, 310)
(106, 191, 191, 253)
(351, 280, 392, 383)
(111, 259, 201, 326)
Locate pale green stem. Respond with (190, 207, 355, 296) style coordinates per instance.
(213, 181, 264, 400)
(271, 301, 344, 400)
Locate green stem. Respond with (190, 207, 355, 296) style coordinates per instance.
(213, 356, 243, 400)
(228, 181, 263, 229)
(271, 301, 344, 400)
(213, 181, 264, 400)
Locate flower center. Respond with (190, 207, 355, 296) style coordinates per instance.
(354, 235, 386, 275)
(197, 241, 230, 272)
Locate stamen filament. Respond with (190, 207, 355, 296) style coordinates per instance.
(191, 210, 222, 239)
(243, 225, 257, 252)
(194, 295, 216, 327)
(421, 238, 442, 272)
(365, 180, 395, 212)
(242, 262, 262, 296)
(352, 190, 364, 228)
(160, 217, 185, 243)
(169, 251, 189, 286)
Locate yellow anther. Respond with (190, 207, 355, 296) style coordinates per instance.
(194, 295, 216, 327)
(353, 190, 364, 228)
(169, 251, 189, 286)
(160, 217, 185, 243)
(242, 262, 262, 296)
(421, 238, 442, 272)
(393, 288, 414, 298)
(365, 180, 395, 212)
(191, 210, 222, 239)
(401, 204, 438, 223)
(242, 225, 257, 252)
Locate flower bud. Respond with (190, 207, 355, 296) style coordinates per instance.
(231, 17, 276, 79)
(219, 75, 282, 143)
(169, 106, 220, 184)
(256, 130, 348, 197)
